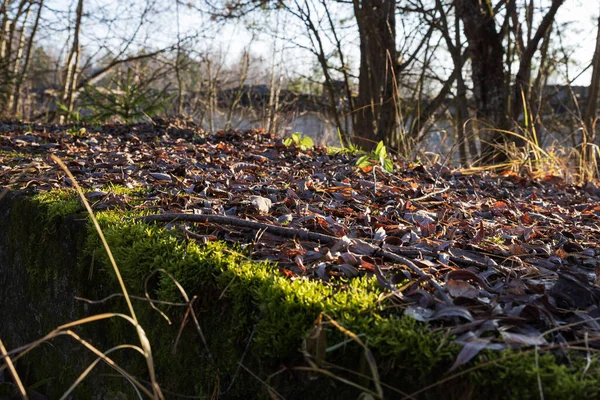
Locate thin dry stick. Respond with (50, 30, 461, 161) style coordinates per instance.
(411, 186, 450, 202)
(172, 297, 196, 355)
(137, 213, 452, 304)
(75, 294, 188, 307)
(0, 338, 27, 399)
(238, 363, 286, 400)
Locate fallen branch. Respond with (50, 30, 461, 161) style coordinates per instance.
(136, 213, 339, 243)
(372, 247, 452, 305)
(136, 213, 452, 304)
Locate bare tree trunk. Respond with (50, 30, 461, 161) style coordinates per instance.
(453, 12, 473, 164)
(0, 0, 13, 64)
(456, 0, 507, 164)
(584, 12, 600, 140)
(433, 0, 474, 163)
(293, 0, 345, 144)
(531, 21, 553, 144)
(510, 0, 564, 139)
(174, 0, 183, 115)
(266, 20, 279, 135)
(207, 59, 215, 132)
(323, 0, 355, 144)
(352, 0, 397, 151)
(0, 0, 25, 109)
(271, 75, 282, 134)
(60, 0, 83, 121)
(10, 0, 41, 117)
(6, 1, 31, 114)
(225, 49, 250, 131)
(5, 0, 27, 70)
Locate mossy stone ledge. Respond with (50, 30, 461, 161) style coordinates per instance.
(0, 188, 599, 399)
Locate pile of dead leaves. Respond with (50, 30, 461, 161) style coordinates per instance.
(3, 119, 600, 370)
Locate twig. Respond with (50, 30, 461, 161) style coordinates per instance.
(411, 187, 450, 202)
(136, 213, 341, 243)
(372, 246, 452, 305)
(238, 363, 286, 400)
(75, 294, 187, 307)
(223, 325, 257, 394)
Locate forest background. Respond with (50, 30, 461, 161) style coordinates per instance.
(1, 0, 600, 178)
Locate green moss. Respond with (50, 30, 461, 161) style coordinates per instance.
(0, 148, 28, 158)
(30, 185, 152, 221)
(103, 183, 148, 195)
(32, 189, 83, 220)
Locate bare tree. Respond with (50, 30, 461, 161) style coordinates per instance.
(584, 11, 600, 140)
(432, 0, 476, 164)
(456, 0, 509, 163)
(509, 0, 564, 141)
(60, 0, 83, 120)
(9, 0, 42, 116)
(351, 0, 398, 150)
(225, 47, 251, 131)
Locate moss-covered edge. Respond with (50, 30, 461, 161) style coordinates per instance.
(4, 188, 600, 399)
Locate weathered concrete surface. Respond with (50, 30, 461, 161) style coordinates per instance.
(0, 190, 105, 398)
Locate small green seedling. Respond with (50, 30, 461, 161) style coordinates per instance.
(356, 141, 394, 173)
(327, 128, 362, 155)
(67, 126, 87, 138)
(283, 132, 314, 151)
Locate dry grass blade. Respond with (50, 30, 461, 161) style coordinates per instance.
(50, 155, 164, 400)
(301, 313, 384, 399)
(534, 346, 544, 400)
(75, 293, 188, 307)
(144, 269, 213, 362)
(1, 313, 135, 366)
(60, 330, 153, 398)
(144, 271, 174, 325)
(295, 366, 383, 398)
(50, 155, 138, 322)
(0, 338, 28, 399)
(0, 316, 155, 399)
(315, 360, 416, 399)
(322, 313, 383, 399)
(172, 297, 195, 354)
(59, 344, 145, 400)
(59, 330, 153, 398)
(238, 363, 286, 400)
